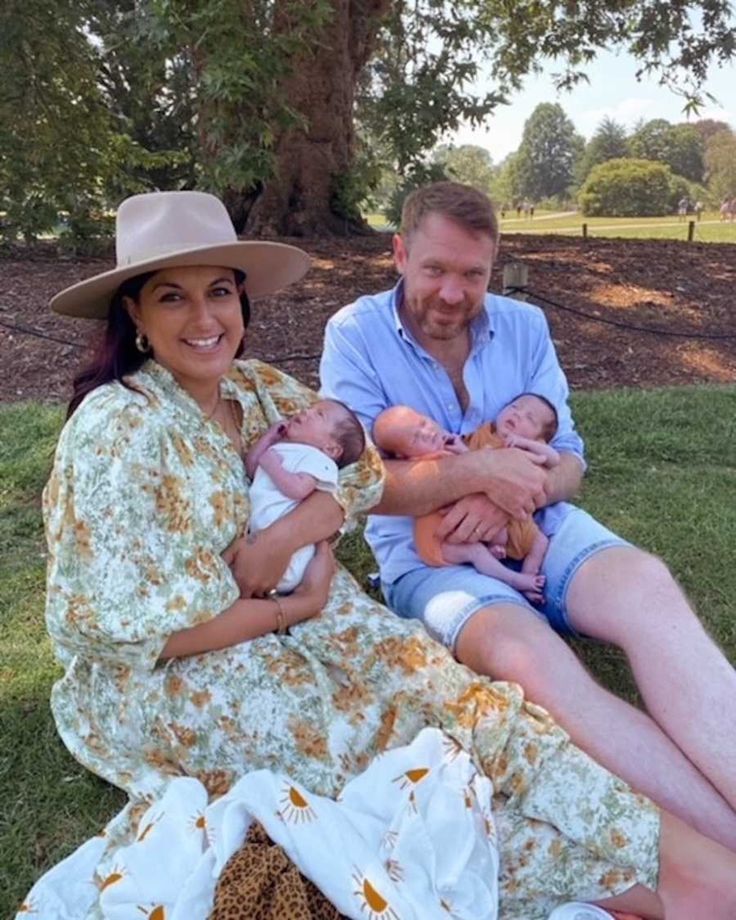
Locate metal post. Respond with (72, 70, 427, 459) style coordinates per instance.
(502, 262, 529, 300)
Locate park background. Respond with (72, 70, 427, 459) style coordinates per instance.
(1, 1, 736, 916)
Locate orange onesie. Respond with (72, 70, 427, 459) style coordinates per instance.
(413, 422, 542, 567)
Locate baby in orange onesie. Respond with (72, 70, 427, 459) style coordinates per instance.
(373, 394, 560, 604)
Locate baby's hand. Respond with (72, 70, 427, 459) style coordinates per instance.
(443, 434, 468, 455)
(262, 421, 287, 448)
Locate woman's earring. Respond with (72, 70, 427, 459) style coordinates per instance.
(135, 331, 151, 354)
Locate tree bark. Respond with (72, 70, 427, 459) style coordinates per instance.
(243, 0, 391, 237)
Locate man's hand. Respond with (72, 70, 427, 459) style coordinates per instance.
(478, 446, 548, 519)
(436, 493, 508, 544)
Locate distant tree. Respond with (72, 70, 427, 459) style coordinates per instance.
(579, 158, 674, 216)
(629, 119, 674, 163)
(705, 130, 736, 201)
(489, 153, 521, 208)
(666, 124, 706, 182)
(577, 117, 630, 183)
(692, 119, 734, 144)
(433, 144, 495, 192)
(515, 103, 585, 201)
(629, 118, 705, 182)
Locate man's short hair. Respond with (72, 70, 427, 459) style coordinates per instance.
(327, 399, 366, 468)
(400, 181, 499, 245)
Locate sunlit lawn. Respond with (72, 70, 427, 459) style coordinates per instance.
(366, 209, 736, 242)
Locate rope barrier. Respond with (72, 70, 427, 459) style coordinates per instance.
(505, 287, 736, 341)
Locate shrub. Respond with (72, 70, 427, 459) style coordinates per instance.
(578, 158, 673, 216)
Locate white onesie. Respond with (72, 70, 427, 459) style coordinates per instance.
(249, 442, 339, 593)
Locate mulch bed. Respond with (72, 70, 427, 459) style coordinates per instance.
(1, 233, 735, 404)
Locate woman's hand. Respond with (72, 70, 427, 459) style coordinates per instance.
(292, 541, 336, 613)
(225, 530, 294, 598)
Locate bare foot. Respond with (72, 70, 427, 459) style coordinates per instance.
(513, 573, 546, 605)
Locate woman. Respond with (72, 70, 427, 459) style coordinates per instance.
(39, 191, 736, 919)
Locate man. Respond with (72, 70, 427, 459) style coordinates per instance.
(321, 180, 736, 849)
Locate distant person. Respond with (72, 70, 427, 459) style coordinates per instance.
(677, 197, 689, 222)
(529, 202, 535, 219)
(246, 399, 365, 593)
(694, 200, 704, 221)
(373, 395, 560, 604)
(516, 201, 522, 218)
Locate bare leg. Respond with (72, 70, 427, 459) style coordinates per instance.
(441, 541, 545, 596)
(568, 546, 736, 812)
(592, 812, 736, 919)
(455, 603, 736, 849)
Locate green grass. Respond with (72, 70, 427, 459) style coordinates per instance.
(2, 388, 736, 915)
(498, 210, 736, 243)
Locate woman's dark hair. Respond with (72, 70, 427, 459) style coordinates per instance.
(67, 269, 250, 418)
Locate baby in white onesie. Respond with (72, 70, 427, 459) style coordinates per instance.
(245, 399, 366, 592)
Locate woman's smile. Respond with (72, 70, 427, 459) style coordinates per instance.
(125, 265, 245, 408)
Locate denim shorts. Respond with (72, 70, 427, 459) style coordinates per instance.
(383, 508, 630, 652)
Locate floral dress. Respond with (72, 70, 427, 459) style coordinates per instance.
(43, 359, 659, 919)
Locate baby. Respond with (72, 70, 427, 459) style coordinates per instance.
(373, 394, 560, 603)
(246, 399, 365, 593)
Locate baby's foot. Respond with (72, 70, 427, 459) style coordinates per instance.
(514, 573, 546, 605)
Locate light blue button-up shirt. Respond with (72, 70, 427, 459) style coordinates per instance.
(320, 281, 584, 584)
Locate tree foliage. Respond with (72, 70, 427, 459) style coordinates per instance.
(577, 117, 630, 184)
(514, 103, 584, 202)
(2, 0, 736, 239)
(705, 130, 736, 201)
(629, 118, 705, 183)
(579, 158, 675, 216)
(433, 144, 495, 192)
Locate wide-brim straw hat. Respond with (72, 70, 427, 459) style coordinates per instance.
(50, 191, 311, 318)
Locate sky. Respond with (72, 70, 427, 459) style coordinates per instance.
(450, 49, 736, 162)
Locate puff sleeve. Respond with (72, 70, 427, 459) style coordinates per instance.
(43, 388, 240, 671)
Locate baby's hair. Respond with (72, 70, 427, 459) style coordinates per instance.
(511, 392, 559, 442)
(325, 399, 366, 468)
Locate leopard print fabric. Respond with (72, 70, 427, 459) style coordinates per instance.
(210, 821, 347, 920)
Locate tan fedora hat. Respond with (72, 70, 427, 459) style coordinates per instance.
(50, 191, 311, 318)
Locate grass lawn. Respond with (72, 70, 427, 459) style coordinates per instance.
(2, 386, 736, 915)
(366, 210, 736, 242)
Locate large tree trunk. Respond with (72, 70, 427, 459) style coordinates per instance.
(243, 0, 391, 237)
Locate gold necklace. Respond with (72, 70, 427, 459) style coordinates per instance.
(204, 391, 222, 419)
(223, 397, 244, 456)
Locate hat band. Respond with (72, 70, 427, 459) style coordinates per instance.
(119, 240, 236, 266)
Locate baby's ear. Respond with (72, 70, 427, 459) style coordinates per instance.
(324, 440, 343, 462)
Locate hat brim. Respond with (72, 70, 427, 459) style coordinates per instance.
(50, 241, 311, 318)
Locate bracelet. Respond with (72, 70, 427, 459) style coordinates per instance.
(271, 595, 288, 635)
